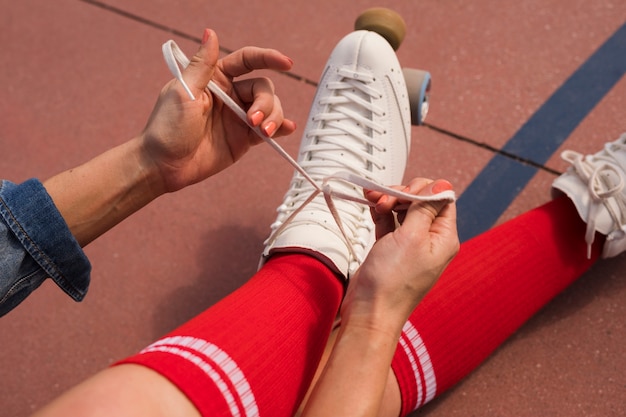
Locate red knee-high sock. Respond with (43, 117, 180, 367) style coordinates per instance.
(118, 254, 343, 417)
(391, 196, 603, 415)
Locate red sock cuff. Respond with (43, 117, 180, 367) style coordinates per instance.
(392, 321, 438, 415)
(122, 338, 256, 416)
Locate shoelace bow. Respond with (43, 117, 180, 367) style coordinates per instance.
(162, 40, 456, 264)
(562, 133, 626, 257)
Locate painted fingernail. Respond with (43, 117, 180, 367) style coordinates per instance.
(263, 121, 277, 137)
(432, 180, 453, 193)
(374, 195, 389, 213)
(250, 111, 264, 127)
(202, 29, 210, 45)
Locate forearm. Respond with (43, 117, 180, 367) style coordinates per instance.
(43, 137, 164, 247)
(302, 310, 405, 417)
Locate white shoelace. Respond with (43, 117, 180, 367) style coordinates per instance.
(162, 40, 456, 263)
(561, 133, 626, 257)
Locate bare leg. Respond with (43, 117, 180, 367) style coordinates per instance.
(33, 365, 199, 417)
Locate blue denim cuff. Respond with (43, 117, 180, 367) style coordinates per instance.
(0, 179, 91, 302)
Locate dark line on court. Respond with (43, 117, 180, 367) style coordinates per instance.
(426, 123, 561, 176)
(80, 0, 212, 48)
(79, 0, 318, 86)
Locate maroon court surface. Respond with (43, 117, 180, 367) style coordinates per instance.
(1, 1, 624, 416)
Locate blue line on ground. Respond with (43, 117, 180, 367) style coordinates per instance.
(457, 22, 626, 242)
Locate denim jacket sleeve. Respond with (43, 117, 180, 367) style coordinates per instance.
(0, 179, 91, 316)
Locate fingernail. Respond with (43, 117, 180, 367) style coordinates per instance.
(202, 29, 210, 45)
(374, 195, 388, 213)
(250, 111, 264, 127)
(432, 180, 453, 194)
(263, 121, 277, 137)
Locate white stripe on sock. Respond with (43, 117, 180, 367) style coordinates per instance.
(399, 322, 437, 409)
(141, 336, 259, 417)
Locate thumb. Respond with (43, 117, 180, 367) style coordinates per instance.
(403, 179, 455, 230)
(183, 29, 220, 95)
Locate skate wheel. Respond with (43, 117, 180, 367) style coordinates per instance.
(354, 7, 406, 51)
(403, 68, 431, 125)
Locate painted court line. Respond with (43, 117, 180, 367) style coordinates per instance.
(457, 23, 626, 242)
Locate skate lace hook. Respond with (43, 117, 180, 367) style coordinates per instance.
(162, 40, 456, 258)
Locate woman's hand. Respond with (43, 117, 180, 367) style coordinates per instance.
(342, 178, 460, 331)
(141, 29, 297, 194)
(44, 29, 296, 247)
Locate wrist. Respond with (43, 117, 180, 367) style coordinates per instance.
(132, 136, 168, 200)
(339, 298, 408, 342)
(340, 278, 424, 338)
